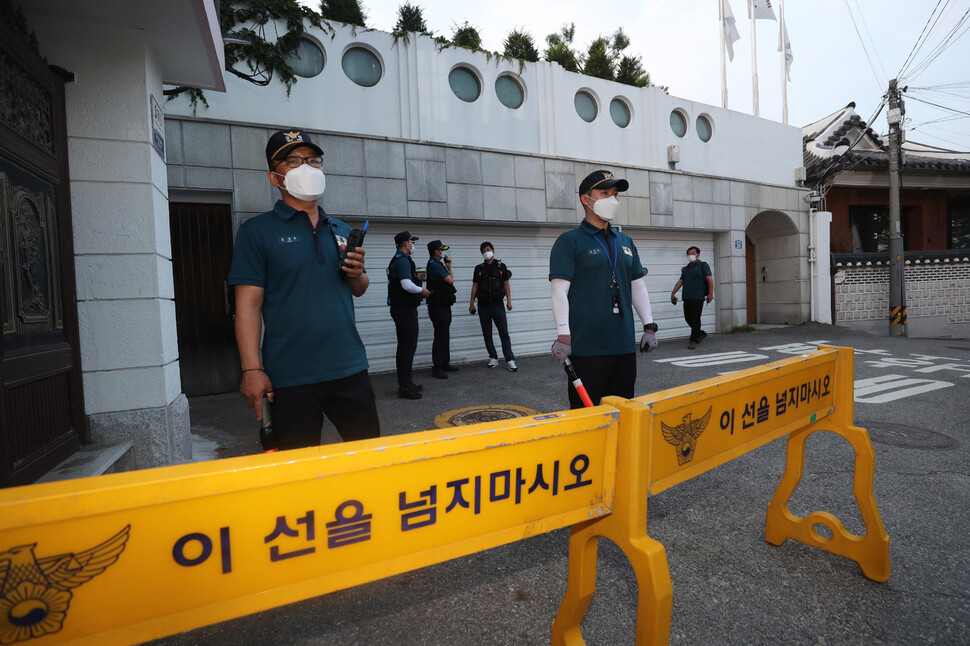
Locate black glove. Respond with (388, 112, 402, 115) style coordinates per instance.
(640, 323, 658, 353)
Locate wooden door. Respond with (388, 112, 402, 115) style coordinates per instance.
(0, 22, 86, 486)
(170, 202, 240, 395)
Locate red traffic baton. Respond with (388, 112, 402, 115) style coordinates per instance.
(562, 356, 594, 408)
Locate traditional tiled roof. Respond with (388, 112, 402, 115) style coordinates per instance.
(802, 102, 970, 183)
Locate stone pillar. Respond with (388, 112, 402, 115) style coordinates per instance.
(29, 15, 191, 468)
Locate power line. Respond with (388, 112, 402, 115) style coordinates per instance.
(904, 6, 970, 81)
(843, 0, 886, 89)
(897, 0, 947, 79)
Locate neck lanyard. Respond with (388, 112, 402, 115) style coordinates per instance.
(592, 228, 618, 286)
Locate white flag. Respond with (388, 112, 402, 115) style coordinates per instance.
(779, 21, 793, 80)
(722, 0, 741, 62)
(748, 0, 777, 20)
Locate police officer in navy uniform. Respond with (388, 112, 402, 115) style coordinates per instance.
(670, 246, 714, 349)
(549, 170, 659, 408)
(426, 240, 458, 379)
(388, 231, 430, 399)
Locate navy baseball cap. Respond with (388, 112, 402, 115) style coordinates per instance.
(427, 240, 449, 254)
(579, 169, 629, 194)
(394, 231, 418, 245)
(266, 129, 324, 168)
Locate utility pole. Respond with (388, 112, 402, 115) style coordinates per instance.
(887, 79, 906, 336)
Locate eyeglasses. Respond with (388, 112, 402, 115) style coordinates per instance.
(281, 155, 324, 169)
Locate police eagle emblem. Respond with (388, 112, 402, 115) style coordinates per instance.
(0, 525, 130, 644)
(661, 407, 712, 465)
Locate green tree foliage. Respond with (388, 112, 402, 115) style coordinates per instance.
(582, 37, 614, 80)
(616, 55, 651, 88)
(544, 23, 579, 73)
(394, 2, 429, 34)
(503, 28, 539, 62)
(451, 21, 482, 50)
(166, 0, 326, 110)
(319, 0, 366, 27)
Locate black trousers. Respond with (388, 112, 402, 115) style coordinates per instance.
(391, 304, 419, 387)
(428, 304, 452, 369)
(270, 370, 381, 450)
(683, 299, 705, 343)
(566, 353, 637, 409)
(477, 301, 515, 361)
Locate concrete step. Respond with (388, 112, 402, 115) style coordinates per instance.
(35, 441, 134, 483)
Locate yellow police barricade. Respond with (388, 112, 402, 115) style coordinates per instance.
(0, 407, 619, 645)
(551, 345, 891, 646)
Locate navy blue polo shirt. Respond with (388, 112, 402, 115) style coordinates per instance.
(681, 261, 712, 300)
(549, 220, 646, 356)
(228, 200, 368, 387)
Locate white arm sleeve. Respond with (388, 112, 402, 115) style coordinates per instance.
(400, 278, 423, 294)
(551, 278, 571, 335)
(632, 277, 654, 325)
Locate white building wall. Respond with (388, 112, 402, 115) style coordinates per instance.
(165, 23, 802, 188)
(27, 13, 191, 468)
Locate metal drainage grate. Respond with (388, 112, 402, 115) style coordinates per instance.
(866, 423, 959, 451)
(434, 405, 539, 428)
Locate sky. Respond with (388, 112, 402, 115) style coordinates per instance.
(304, 0, 970, 150)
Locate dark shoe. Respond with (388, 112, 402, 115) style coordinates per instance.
(406, 381, 423, 392)
(698, 331, 708, 343)
(398, 385, 422, 400)
(432, 369, 449, 379)
(687, 342, 696, 350)
(444, 365, 460, 372)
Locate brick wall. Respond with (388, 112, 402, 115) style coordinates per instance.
(835, 260, 970, 328)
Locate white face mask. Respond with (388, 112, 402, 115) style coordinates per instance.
(687, 254, 698, 262)
(483, 250, 494, 261)
(589, 195, 620, 221)
(278, 164, 326, 201)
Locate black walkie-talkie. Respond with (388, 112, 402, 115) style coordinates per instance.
(340, 221, 369, 280)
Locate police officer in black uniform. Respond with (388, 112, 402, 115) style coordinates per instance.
(388, 231, 429, 399)
(469, 241, 517, 372)
(426, 240, 458, 379)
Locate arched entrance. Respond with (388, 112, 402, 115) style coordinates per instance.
(745, 210, 806, 325)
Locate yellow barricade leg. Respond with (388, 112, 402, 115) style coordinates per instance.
(552, 398, 673, 646)
(764, 347, 891, 582)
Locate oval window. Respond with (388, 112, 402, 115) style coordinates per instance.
(670, 109, 687, 137)
(495, 74, 524, 109)
(610, 98, 631, 128)
(342, 46, 382, 87)
(696, 115, 713, 142)
(449, 66, 481, 102)
(575, 91, 597, 123)
(285, 37, 325, 78)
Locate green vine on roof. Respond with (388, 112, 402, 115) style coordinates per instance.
(165, 0, 326, 111)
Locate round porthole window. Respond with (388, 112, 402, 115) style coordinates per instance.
(342, 46, 382, 87)
(284, 36, 325, 78)
(696, 114, 713, 142)
(495, 74, 524, 109)
(449, 66, 481, 103)
(670, 109, 688, 137)
(575, 90, 598, 123)
(610, 98, 631, 128)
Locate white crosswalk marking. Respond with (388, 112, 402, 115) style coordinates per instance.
(854, 374, 954, 403)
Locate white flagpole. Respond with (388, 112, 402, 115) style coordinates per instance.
(751, 3, 759, 116)
(720, 0, 728, 108)
(780, 0, 788, 123)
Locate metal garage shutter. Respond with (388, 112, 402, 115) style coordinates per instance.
(350, 223, 713, 373)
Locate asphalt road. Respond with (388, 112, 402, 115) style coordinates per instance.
(152, 323, 970, 646)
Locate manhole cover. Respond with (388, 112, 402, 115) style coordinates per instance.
(867, 424, 959, 451)
(435, 405, 540, 428)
